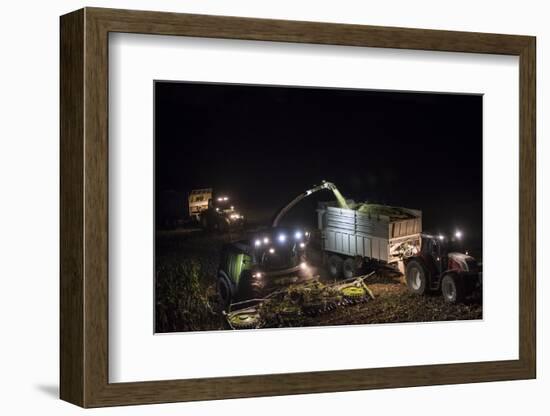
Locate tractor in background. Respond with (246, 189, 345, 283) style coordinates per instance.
(188, 188, 244, 231)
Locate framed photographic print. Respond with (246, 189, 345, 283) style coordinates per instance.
(60, 7, 536, 408)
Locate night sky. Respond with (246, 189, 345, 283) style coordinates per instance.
(155, 81, 482, 255)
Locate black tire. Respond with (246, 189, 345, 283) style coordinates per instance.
(405, 259, 429, 295)
(217, 273, 233, 311)
(328, 255, 343, 279)
(343, 258, 357, 279)
(441, 273, 465, 304)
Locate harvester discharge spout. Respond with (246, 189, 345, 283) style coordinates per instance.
(272, 180, 349, 227)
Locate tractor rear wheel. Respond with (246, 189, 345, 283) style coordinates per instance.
(328, 255, 343, 279)
(441, 273, 465, 304)
(405, 259, 429, 295)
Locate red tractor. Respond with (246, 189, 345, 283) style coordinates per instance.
(404, 233, 481, 303)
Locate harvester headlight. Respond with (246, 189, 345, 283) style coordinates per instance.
(253, 272, 263, 279)
(278, 234, 287, 243)
(254, 239, 261, 247)
(305, 231, 310, 237)
(455, 230, 463, 239)
(223, 197, 228, 201)
(269, 247, 275, 254)
(299, 242, 306, 249)
(294, 231, 302, 240)
(300, 262, 308, 270)
(263, 237, 269, 244)
(438, 235, 445, 241)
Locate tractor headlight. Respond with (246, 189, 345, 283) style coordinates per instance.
(278, 234, 287, 243)
(294, 231, 302, 240)
(254, 239, 261, 247)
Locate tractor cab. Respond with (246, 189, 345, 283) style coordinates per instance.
(418, 234, 448, 275)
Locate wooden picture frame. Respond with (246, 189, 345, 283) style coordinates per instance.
(60, 7, 536, 408)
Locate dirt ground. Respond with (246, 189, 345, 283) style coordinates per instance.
(155, 226, 482, 333)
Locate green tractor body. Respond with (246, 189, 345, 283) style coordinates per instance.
(217, 227, 312, 309)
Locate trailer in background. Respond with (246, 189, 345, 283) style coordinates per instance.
(316, 201, 422, 279)
(188, 188, 212, 220)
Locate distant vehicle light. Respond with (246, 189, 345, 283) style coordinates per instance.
(253, 272, 263, 279)
(299, 242, 306, 248)
(278, 234, 287, 243)
(263, 237, 269, 244)
(254, 239, 261, 247)
(294, 231, 302, 239)
(305, 231, 310, 237)
(438, 235, 444, 240)
(231, 205, 234, 210)
(223, 197, 229, 201)
(300, 262, 308, 270)
(217, 197, 223, 202)
(455, 230, 463, 239)
(269, 248, 275, 254)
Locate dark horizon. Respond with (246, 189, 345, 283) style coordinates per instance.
(155, 81, 482, 255)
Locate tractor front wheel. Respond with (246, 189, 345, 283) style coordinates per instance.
(441, 273, 465, 304)
(217, 274, 234, 311)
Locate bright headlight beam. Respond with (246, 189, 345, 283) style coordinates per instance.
(254, 239, 261, 247)
(455, 230, 463, 239)
(294, 231, 302, 239)
(278, 234, 286, 243)
(269, 247, 275, 254)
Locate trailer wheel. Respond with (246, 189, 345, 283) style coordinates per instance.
(328, 255, 343, 279)
(441, 273, 465, 304)
(343, 258, 357, 279)
(405, 259, 429, 295)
